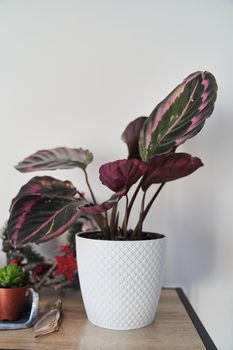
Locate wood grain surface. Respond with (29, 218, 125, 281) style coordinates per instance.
(0, 289, 206, 350)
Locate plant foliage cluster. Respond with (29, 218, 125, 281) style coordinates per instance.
(7, 71, 217, 247)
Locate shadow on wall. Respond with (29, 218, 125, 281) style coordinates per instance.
(163, 109, 225, 297)
(162, 183, 218, 291)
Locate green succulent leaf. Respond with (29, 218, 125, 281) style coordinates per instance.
(0, 264, 25, 288)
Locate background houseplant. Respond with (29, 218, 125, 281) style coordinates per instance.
(6, 71, 218, 329)
(1, 221, 96, 292)
(0, 264, 28, 321)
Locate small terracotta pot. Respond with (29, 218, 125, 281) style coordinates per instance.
(0, 286, 28, 321)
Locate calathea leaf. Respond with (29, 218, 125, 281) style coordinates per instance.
(10, 176, 77, 210)
(99, 159, 147, 194)
(8, 195, 82, 248)
(141, 153, 203, 191)
(15, 147, 93, 172)
(80, 194, 122, 215)
(139, 71, 218, 161)
(121, 117, 147, 159)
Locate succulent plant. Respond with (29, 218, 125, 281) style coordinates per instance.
(0, 264, 25, 288)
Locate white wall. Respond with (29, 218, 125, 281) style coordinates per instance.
(0, 1, 232, 348)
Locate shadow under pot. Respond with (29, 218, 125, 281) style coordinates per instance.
(0, 286, 28, 321)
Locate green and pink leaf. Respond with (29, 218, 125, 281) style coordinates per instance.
(139, 71, 218, 160)
(8, 196, 81, 247)
(10, 176, 77, 210)
(15, 147, 93, 172)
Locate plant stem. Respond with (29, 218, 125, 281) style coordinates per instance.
(93, 214, 105, 232)
(142, 183, 165, 222)
(104, 211, 110, 240)
(134, 191, 146, 239)
(125, 179, 142, 229)
(82, 170, 110, 235)
(35, 263, 56, 291)
(123, 195, 129, 238)
(83, 169, 97, 204)
(133, 183, 165, 236)
(110, 203, 118, 239)
(140, 191, 146, 238)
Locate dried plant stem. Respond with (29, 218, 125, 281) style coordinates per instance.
(35, 264, 56, 291)
(83, 169, 97, 204)
(44, 277, 64, 286)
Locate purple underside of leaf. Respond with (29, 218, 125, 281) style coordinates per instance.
(99, 159, 147, 193)
(141, 153, 203, 191)
(8, 195, 80, 248)
(80, 194, 122, 215)
(139, 71, 218, 160)
(15, 147, 93, 172)
(121, 117, 147, 159)
(10, 176, 77, 210)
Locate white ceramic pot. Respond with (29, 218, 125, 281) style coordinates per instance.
(76, 232, 166, 330)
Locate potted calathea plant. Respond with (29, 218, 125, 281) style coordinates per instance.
(7, 71, 217, 330)
(0, 264, 28, 321)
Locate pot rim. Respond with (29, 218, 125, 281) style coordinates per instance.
(0, 285, 29, 291)
(76, 231, 166, 243)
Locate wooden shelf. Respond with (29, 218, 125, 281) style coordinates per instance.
(0, 288, 216, 350)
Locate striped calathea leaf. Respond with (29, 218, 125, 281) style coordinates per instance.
(141, 153, 203, 191)
(8, 176, 87, 247)
(139, 71, 218, 161)
(8, 196, 80, 247)
(10, 176, 77, 210)
(15, 147, 93, 172)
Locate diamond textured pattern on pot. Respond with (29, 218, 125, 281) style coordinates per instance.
(76, 235, 166, 330)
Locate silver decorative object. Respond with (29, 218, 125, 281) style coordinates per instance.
(33, 298, 62, 337)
